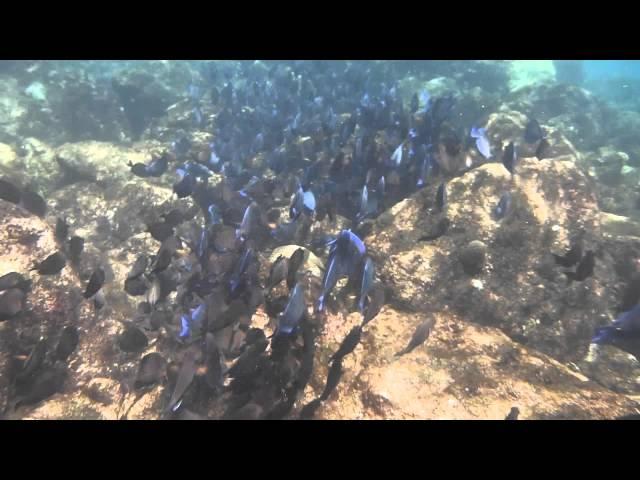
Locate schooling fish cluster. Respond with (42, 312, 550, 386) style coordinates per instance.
(0, 61, 624, 419)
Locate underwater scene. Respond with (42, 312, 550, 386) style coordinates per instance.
(1, 59, 640, 420)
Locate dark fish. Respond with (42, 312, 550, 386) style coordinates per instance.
(20, 190, 46, 217)
(124, 276, 148, 296)
(505, 407, 520, 420)
(502, 142, 517, 175)
(173, 170, 195, 198)
(593, 303, 640, 347)
(225, 402, 264, 420)
(127, 255, 149, 280)
(268, 255, 289, 290)
(524, 118, 544, 144)
(330, 325, 362, 363)
(83, 267, 105, 299)
(299, 398, 322, 419)
(135, 352, 167, 388)
(150, 248, 172, 274)
(16, 337, 47, 383)
(319, 357, 343, 401)
(161, 209, 186, 228)
(204, 333, 224, 393)
(229, 248, 254, 293)
(145, 154, 169, 177)
(236, 202, 259, 240)
(68, 236, 84, 263)
(15, 365, 67, 408)
(358, 257, 375, 313)
(128, 162, 150, 177)
(117, 325, 148, 353)
(147, 222, 174, 242)
(227, 339, 268, 379)
(565, 250, 595, 283)
(55, 217, 69, 243)
(535, 138, 550, 160)
(32, 252, 66, 275)
(0, 288, 25, 320)
(276, 283, 306, 335)
(166, 348, 199, 412)
(418, 217, 450, 242)
(395, 317, 436, 356)
(553, 240, 583, 268)
(286, 248, 305, 291)
(0, 178, 21, 204)
(362, 286, 384, 325)
(493, 192, 512, 220)
(93, 290, 106, 311)
(0, 272, 31, 293)
(55, 326, 79, 362)
(410, 93, 419, 113)
(436, 182, 447, 212)
(619, 273, 640, 313)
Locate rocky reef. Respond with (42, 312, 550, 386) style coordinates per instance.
(1, 60, 640, 419)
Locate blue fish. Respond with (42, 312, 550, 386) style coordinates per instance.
(358, 257, 375, 312)
(470, 127, 492, 159)
(207, 204, 222, 225)
(419, 90, 431, 113)
(181, 161, 213, 179)
(197, 225, 209, 262)
(357, 185, 369, 222)
(276, 283, 306, 335)
(390, 144, 403, 167)
(303, 190, 316, 213)
(179, 314, 191, 338)
(417, 154, 432, 188)
(178, 303, 207, 339)
(193, 106, 203, 126)
(236, 202, 258, 240)
(145, 155, 168, 177)
(493, 192, 512, 220)
(229, 248, 254, 293)
(209, 148, 220, 167)
(317, 230, 366, 312)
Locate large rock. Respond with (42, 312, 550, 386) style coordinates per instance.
(365, 157, 608, 363)
(302, 307, 638, 419)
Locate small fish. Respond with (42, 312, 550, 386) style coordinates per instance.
(83, 267, 105, 299)
(0, 272, 31, 293)
(268, 255, 289, 290)
(55, 326, 79, 362)
(470, 127, 491, 159)
(564, 250, 595, 283)
(319, 357, 343, 401)
(127, 255, 149, 280)
(118, 325, 148, 353)
(362, 286, 385, 325)
(410, 93, 419, 113)
(287, 247, 305, 290)
(0, 178, 21, 204)
(68, 236, 84, 263)
(535, 138, 550, 160)
(14, 365, 67, 408)
(436, 182, 447, 212)
(553, 240, 583, 268)
(357, 185, 369, 222)
(236, 202, 259, 240)
(390, 144, 403, 167)
(146, 276, 162, 306)
(276, 283, 306, 335)
(502, 142, 517, 175)
(207, 204, 223, 225)
(128, 162, 149, 178)
(173, 170, 195, 199)
(592, 304, 640, 352)
(358, 257, 375, 313)
(93, 290, 106, 311)
(330, 325, 362, 363)
(0, 288, 25, 320)
(20, 190, 47, 217)
(32, 252, 66, 275)
(524, 118, 544, 144)
(55, 217, 69, 243)
(167, 348, 199, 412)
(493, 192, 512, 220)
(299, 398, 322, 419)
(135, 352, 167, 389)
(229, 248, 254, 293)
(145, 155, 169, 177)
(395, 317, 436, 357)
(505, 407, 520, 420)
(150, 247, 172, 274)
(16, 337, 47, 383)
(172, 137, 191, 156)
